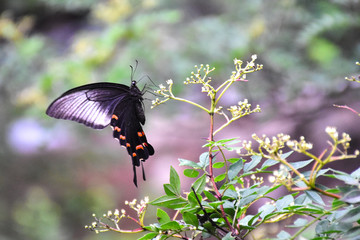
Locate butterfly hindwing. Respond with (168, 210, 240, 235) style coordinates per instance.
(110, 99, 154, 186)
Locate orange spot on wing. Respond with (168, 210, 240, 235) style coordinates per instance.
(112, 114, 119, 120)
(137, 132, 144, 137)
(114, 126, 121, 132)
(132, 152, 137, 157)
(126, 143, 130, 147)
(136, 145, 144, 150)
(120, 135, 126, 140)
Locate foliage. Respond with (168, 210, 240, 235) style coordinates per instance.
(85, 57, 360, 239)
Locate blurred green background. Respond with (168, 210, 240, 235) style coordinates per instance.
(1, 0, 360, 239)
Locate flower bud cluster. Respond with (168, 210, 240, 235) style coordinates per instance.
(228, 99, 261, 119)
(151, 80, 173, 108)
(85, 197, 149, 234)
(286, 136, 313, 152)
(248, 133, 291, 156)
(125, 196, 149, 216)
(269, 165, 292, 185)
(183, 64, 215, 85)
(232, 55, 263, 81)
(251, 174, 264, 185)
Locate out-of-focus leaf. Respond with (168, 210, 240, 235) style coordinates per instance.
(222, 232, 235, 240)
(351, 167, 360, 178)
(160, 221, 182, 230)
(288, 159, 313, 170)
(204, 190, 218, 202)
(305, 190, 325, 206)
(191, 174, 206, 194)
(214, 173, 226, 182)
(184, 169, 199, 178)
(287, 218, 308, 228)
(244, 155, 261, 172)
(342, 188, 360, 204)
(179, 159, 200, 168)
(138, 232, 159, 240)
(182, 212, 199, 228)
(199, 152, 211, 168)
(228, 159, 243, 180)
(261, 159, 278, 170)
(340, 206, 360, 223)
(258, 204, 276, 220)
(277, 230, 291, 240)
(276, 195, 294, 211)
(213, 162, 224, 168)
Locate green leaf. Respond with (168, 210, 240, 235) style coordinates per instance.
(305, 190, 325, 206)
(276, 195, 294, 211)
(204, 190, 218, 202)
(160, 221, 182, 230)
(342, 188, 360, 204)
(228, 159, 243, 180)
(164, 184, 178, 196)
(150, 195, 187, 209)
(351, 167, 360, 178)
(228, 158, 241, 164)
(289, 159, 314, 170)
(340, 206, 360, 223)
(238, 194, 257, 207)
(182, 212, 199, 228)
(179, 158, 200, 168)
(333, 174, 359, 185)
(222, 232, 235, 240)
(264, 184, 282, 195)
(209, 201, 225, 209)
(238, 215, 254, 226)
(213, 162, 224, 168)
(170, 166, 181, 195)
(281, 151, 293, 159)
(187, 191, 201, 207)
(199, 152, 210, 168)
(157, 209, 171, 224)
(287, 218, 308, 228)
(244, 155, 261, 172)
(249, 212, 261, 226)
(184, 169, 199, 178)
(261, 159, 278, 170)
(277, 230, 291, 240)
(258, 204, 276, 220)
(345, 226, 360, 238)
(138, 232, 159, 240)
(192, 174, 207, 194)
(214, 173, 226, 182)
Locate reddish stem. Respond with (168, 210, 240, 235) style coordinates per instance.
(208, 113, 235, 234)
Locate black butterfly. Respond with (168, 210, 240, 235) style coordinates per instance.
(46, 79, 154, 187)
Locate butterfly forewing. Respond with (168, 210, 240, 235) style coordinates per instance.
(46, 83, 130, 129)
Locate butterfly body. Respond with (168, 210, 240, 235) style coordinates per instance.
(46, 81, 154, 186)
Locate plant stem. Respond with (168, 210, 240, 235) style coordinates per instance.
(208, 97, 235, 235)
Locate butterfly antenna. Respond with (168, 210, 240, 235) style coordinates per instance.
(130, 60, 139, 82)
